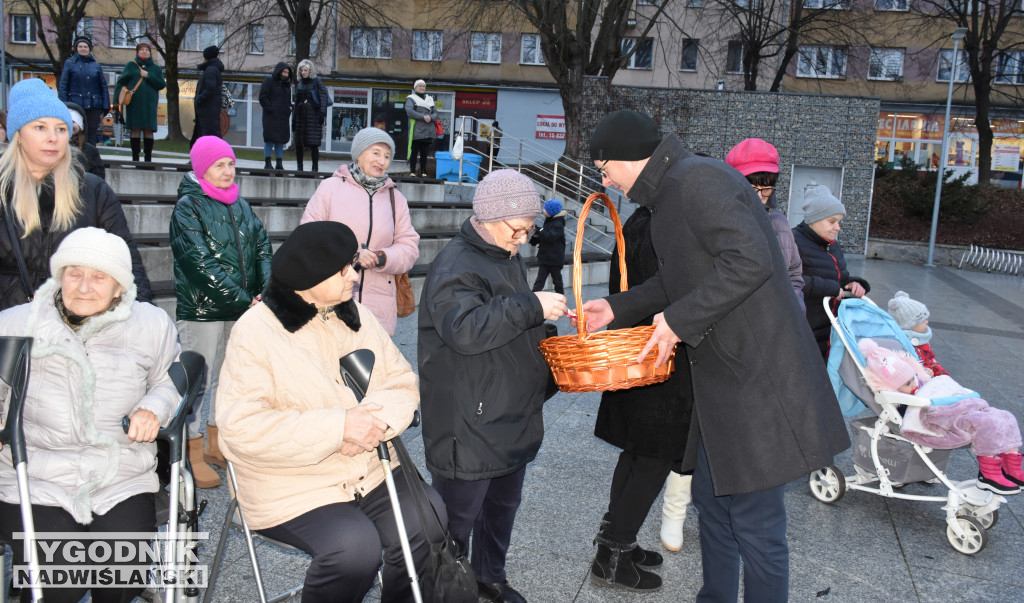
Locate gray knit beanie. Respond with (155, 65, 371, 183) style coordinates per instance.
(50, 227, 134, 292)
(887, 291, 930, 330)
(473, 169, 542, 223)
(350, 127, 395, 162)
(801, 185, 846, 224)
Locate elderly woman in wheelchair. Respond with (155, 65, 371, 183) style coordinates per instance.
(216, 222, 442, 603)
(0, 227, 179, 603)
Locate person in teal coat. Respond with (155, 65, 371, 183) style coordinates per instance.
(114, 42, 165, 162)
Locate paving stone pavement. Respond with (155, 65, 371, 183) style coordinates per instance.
(171, 258, 1024, 602)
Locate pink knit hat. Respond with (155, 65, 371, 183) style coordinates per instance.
(858, 338, 921, 392)
(473, 169, 542, 223)
(190, 136, 235, 178)
(725, 138, 779, 176)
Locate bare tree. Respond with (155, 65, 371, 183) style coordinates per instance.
(909, 0, 1024, 183)
(9, 0, 90, 81)
(271, 0, 393, 67)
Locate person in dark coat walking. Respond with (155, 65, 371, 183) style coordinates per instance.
(591, 206, 694, 592)
(580, 110, 850, 603)
(192, 46, 223, 144)
(418, 169, 567, 603)
(114, 42, 165, 162)
(58, 37, 110, 145)
(530, 199, 566, 294)
(791, 184, 869, 360)
(0, 79, 152, 311)
(259, 62, 292, 172)
(292, 59, 330, 173)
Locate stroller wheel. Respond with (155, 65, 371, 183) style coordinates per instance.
(946, 515, 987, 555)
(808, 465, 846, 504)
(961, 504, 999, 530)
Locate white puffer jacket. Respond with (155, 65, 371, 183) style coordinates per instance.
(0, 279, 179, 524)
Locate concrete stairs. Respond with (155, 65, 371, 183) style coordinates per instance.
(109, 163, 610, 317)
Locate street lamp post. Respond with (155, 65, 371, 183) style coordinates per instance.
(926, 27, 968, 267)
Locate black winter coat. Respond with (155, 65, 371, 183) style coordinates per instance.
(530, 212, 566, 267)
(791, 221, 870, 359)
(259, 63, 292, 144)
(292, 77, 329, 147)
(0, 173, 153, 311)
(418, 218, 550, 480)
(595, 207, 693, 460)
(605, 134, 849, 496)
(194, 58, 223, 136)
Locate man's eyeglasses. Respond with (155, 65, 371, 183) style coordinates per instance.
(503, 220, 537, 240)
(595, 160, 609, 179)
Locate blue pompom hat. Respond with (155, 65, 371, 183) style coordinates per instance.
(544, 199, 563, 217)
(7, 78, 73, 135)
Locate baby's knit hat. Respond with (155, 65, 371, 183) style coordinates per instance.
(50, 227, 134, 292)
(350, 127, 395, 162)
(473, 170, 542, 223)
(887, 291, 930, 330)
(190, 136, 236, 178)
(544, 200, 562, 217)
(801, 184, 846, 224)
(7, 78, 73, 135)
(858, 338, 920, 392)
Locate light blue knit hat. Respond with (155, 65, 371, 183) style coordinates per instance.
(7, 78, 73, 135)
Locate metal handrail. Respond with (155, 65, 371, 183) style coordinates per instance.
(452, 116, 621, 254)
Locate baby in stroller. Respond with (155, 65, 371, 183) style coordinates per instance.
(858, 337, 1024, 496)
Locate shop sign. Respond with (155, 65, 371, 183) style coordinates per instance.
(456, 92, 497, 110)
(877, 113, 943, 141)
(992, 144, 1021, 171)
(536, 114, 565, 140)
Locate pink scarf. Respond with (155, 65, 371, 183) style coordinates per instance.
(198, 177, 239, 204)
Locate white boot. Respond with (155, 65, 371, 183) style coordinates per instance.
(661, 471, 692, 552)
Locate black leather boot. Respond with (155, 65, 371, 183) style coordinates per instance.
(130, 137, 141, 161)
(590, 536, 662, 592)
(143, 137, 154, 162)
(275, 158, 284, 171)
(598, 515, 663, 567)
(264, 157, 272, 170)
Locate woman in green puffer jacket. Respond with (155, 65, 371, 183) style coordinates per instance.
(170, 136, 272, 488)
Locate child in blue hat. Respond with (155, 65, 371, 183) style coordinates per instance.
(530, 199, 567, 295)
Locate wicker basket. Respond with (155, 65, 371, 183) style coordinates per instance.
(538, 193, 676, 393)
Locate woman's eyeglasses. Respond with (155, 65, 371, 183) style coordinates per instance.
(752, 185, 775, 195)
(503, 220, 537, 239)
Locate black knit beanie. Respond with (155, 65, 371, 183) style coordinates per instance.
(590, 110, 662, 161)
(73, 36, 93, 52)
(272, 222, 358, 290)
(203, 45, 219, 60)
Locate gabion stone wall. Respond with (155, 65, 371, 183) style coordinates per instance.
(580, 76, 880, 254)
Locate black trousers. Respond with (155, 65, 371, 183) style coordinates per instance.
(409, 139, 432, 175)
(532, 264, 564, 295)
(84, 108, 104, 145)
(260, 466, 445, 603)
(430, 466, 526, 584)
(295, 144, 319, 170)
(0, 493, 156, 603)
(603, 451, 673, 546)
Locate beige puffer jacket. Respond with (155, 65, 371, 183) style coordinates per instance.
(215, 301, 418, 530)
(0, 279, 179, 524)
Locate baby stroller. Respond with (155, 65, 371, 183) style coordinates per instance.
(806, 297, 1005, 555)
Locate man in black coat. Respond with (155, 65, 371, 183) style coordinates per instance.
(192, 46, 223, 144)
(581, 110, 850, 603)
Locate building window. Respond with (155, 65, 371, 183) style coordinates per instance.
(75, 17, 93, 40)
(686, 0, 704, 6)
(797, 45, 847, 78)
(183, 23, 224, 52)
(874, 0, 908, 10)
(111, 18, 148, 49)
(995, 51, 1024, 84)
(681, 39, 699, 71)
(11, 15, 35, 44)
(413, 30, 443, 61)
(622, 38, 653, 69)
(726, 41, 745, 73)
(946, 0, 976, 14)
(937, 49, 970, 82)
(868, 48, 904, 80)
(521, 33, 544, 65)
(250, 25, 264, 55)
(351, 28, 392, 59)
(290, 33, 318, 56)
(734, 0, 763, 8)
(471, 32, 502, 63)
(803, 0, 851, 8)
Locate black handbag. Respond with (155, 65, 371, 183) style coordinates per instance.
(390, 437, 478, 603)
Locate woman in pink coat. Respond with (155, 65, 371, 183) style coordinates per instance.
(301, 127, 420, 335)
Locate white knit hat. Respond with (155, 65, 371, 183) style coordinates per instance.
(887, 290, 930, 330)
(50, 227, 134, 292)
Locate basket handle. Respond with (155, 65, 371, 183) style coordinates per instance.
(573, 193, 626, 343)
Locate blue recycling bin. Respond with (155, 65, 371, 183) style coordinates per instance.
(435, 152, 483, 183)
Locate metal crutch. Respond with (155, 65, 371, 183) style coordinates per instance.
(339, 349, 423, 603)
(0, 336, 43, 602)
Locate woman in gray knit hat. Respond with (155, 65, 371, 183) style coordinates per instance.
(300, 127, 420, 335)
